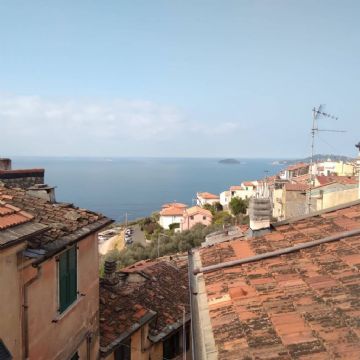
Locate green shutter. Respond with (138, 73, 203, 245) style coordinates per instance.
(59, 246, 78, 313)
(68, 246, 77, 304)
(59, 250, 69, 312)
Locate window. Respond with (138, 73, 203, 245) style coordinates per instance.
(59, 246, 77, 313)
(190, 216, 194, 220)
(114, 339, 131, 360)
(203, 216, 206, 220)
(163, 331, 180, 359)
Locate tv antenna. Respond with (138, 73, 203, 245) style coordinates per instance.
(308, 105, 345, 213)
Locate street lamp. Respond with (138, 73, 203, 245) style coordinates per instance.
(157, 233, 170, 258)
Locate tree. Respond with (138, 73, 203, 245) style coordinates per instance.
(213, 211, 233, 225)
(229, 197, 248, 215)
(203, 202, 223, 215)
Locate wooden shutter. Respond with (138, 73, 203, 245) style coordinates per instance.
(68, 246, 77, 305)
(59, 246, 77, 312)
(59, 250, 69, 312)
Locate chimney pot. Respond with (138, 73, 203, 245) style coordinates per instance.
(249, 197, 271, 232)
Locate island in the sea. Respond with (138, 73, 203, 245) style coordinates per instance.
(218, 158, 240, 164)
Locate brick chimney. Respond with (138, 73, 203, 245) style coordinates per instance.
(249, 197, 271, 235)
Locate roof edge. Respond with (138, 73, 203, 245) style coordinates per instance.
(32, 217, 113, 266)
(100, 311, 156, 355)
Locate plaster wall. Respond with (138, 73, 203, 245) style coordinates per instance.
(26, 233, 100, 360)
(0, 243, 26, 360)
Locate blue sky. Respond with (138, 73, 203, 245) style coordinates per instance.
(1, 0, 359, 158)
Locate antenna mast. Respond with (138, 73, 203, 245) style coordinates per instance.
(308, 105, 344, 214)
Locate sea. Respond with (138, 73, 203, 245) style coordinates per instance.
(11, 157, 284, 222)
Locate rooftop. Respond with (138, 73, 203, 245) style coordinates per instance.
(0, 185, 111, 257)
(198, 192, 220, 200)
(184, 206, 212, 217)
(162, 202, 187, 209)
(100, 255, 189, 354)
(316, 175, 358, 186)
(287, 162, 309, 171)
(160, 205, 186, 216)
(230, 186, 242, 191)
(194, 200, 360, 359)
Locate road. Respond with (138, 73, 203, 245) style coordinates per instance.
(98, 230, 125, 255)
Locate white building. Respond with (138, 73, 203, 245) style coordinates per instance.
(196, 192, 220, 206)
(159, 203, 187, 230)
(229, 181, 258, 200)
(219, 191, 231, 207)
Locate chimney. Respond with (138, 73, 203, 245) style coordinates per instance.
(26, 184, 56, 203)
(104, 260, 118, 285)
(0, 158, 12, 171)
(249, 197, 271, 236)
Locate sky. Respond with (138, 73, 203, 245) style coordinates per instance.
(0, 0, 359, 158)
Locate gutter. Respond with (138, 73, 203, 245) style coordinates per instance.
(194, 228, 360, 275)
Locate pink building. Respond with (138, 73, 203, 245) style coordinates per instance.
(180, 206, 212, 231)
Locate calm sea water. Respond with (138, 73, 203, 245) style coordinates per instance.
(11, 157, 283, 222)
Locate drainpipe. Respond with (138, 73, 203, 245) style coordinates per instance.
(23, 265, 42, 359)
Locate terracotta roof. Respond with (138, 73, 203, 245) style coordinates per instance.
(243, 181, 256, 187)
(160, 205, 185, 216)
(162, 202, 187, 209)
(195, 201, 360, 359)
(284, 183, 309, 191)
(287, 162, 309, 171)
(0, 203, 33, 230)
(100, 256, 189, 354)
(0, 185, 112, 253)
(184, 206, 212, 217)
(316, 175, 358, 186)
(230, 186, 242, 191)
(291, 173, 310, 184)
(198, 192, 219, 200)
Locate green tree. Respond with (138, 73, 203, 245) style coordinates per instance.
(213, 211, 233, 226)
(229, 197, 248, 215)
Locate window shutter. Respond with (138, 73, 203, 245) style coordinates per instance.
(68, 246, 77, 304)
(59, 251, 68, 312)
(58, 246, 78, 313)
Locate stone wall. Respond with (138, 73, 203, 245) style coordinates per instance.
(0, 169, 44, 189)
